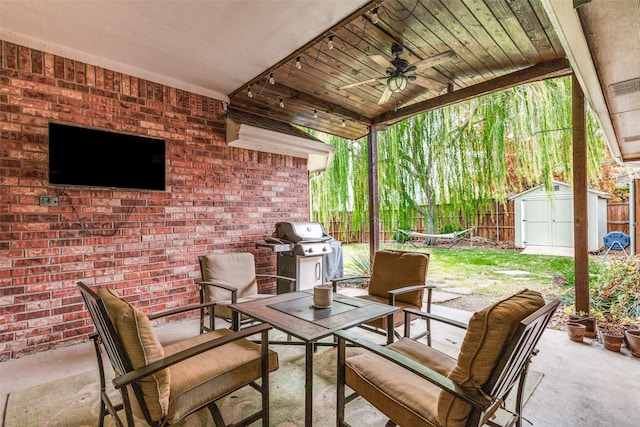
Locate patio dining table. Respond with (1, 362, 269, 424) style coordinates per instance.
(229, 290, 399, 426)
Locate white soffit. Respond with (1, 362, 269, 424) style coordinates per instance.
(0, 1, 369, 101)
(227, 120, 335, 173)
(542, 0, 621, 162)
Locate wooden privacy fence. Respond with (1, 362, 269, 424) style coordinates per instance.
(322, 200, 630, 244)
(607, 202, 630, 234)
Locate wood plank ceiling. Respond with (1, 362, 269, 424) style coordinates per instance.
(229, 0, 571, 140)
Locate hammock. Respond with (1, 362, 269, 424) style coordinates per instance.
(394, 227, 477, 248)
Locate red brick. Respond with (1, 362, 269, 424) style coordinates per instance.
(0, 304, 25, 315)
(0, 42, 310, 360)
(16, 309, 50, 321)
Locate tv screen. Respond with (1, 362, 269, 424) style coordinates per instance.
(48, 122, 166, 191)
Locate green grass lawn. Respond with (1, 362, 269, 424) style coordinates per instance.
(341, 243, 577, 310)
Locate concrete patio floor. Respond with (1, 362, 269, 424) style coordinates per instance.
(1, 304, 639, 426)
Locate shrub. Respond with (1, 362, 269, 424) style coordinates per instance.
(439, 223, 464, 234)
(589, 256, 640, 324)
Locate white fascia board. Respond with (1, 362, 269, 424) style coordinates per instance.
(228, 123, 336, 172)
(542, 0, 621, 163)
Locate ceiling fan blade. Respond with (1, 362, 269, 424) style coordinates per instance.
(369, 54, 390, 68)
(411, 50, 456, 70)
(413, 75, 448, 92)
(377, 86, 393, 105)
(340, 77, 381, 90)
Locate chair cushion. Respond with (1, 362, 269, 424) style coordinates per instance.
(346, 349, 442, 427)
(368, 250, 428, 307)
(98, 287, 170, 421)
(163, 329, 279, 423)
(387, 338, 457, 378)
(437, 289, 545, 427)
(200, 253, 259, 302)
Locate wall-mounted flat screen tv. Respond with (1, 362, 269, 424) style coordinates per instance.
(48, 122, 166, 191)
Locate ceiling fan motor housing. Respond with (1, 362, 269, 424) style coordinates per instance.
(391, 44, 404, 57)
(391, 56, 410, 73)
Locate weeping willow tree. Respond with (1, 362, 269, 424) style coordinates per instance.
(308, 76, 609, 238)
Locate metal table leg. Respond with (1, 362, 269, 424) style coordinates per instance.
(386, 313, 394, 344)
(305, 341, 314, 426)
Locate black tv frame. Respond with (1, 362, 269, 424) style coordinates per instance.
(48, 122, 166, 191)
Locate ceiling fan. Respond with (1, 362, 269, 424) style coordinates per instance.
(340, 44, 455, 105)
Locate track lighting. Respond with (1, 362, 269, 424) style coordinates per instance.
(341, 119, 346, 127)
(269, 73, 275, 85)
(247, 85, 253, 98)
(295, 57, 302, 70)
(327, 36, 334, 50)
(279, 98, 285, 108)
(313, 109, 318, 118)
(370, 8, 379, 24)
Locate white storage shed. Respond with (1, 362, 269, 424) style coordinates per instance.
(510, 182, 611, 252)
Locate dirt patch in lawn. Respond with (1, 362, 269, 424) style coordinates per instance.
(436, 294, 503, 312)
(435, 282, 569, 330)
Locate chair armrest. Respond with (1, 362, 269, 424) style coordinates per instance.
(113, 323, 271, 389)
(147, 302, 216, 321)
(387, 284, 434, 306)
(331, 275, 370, 291)
(403, 307, 468, 330)
(256, 274, 296, 284)
(198, 280, 238, 303)
(387, 284, 435, 296)
(335, 330, 491, 410)
(257, 274, 296, 293)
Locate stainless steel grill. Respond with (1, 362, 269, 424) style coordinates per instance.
(262, 222, 334, 293)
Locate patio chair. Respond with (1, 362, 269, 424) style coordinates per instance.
(331, 249, 434, 342)
(335, 289, 560, 427)
(198, 252, 295, 332)
(78, 281, 278, 427)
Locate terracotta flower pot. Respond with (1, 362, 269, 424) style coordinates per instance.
(569, 314, 596, 338)
(601, 331, 624, 352)
(625, 329, 640, 357)
(566, 322, 587, 342)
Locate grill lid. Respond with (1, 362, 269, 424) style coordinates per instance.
(273, 222, 330, 243)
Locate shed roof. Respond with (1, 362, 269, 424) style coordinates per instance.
(508, 181, 611, 200)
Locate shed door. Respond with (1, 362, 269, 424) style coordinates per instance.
(552, 198, 574, 247)
(523, 199, 552, 245)
(523, 197, 574, 247)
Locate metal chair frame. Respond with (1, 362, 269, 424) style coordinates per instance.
(197, 254, 295, 332)
(336, 298, 561, 427)
(78, 281, 273, 427)
(331, 250, 434, 342)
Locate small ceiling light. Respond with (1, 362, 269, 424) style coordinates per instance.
(313, 109, 318, 118)
(387, 73, 408, 93)
(247, 85, 253, 98)
(327, 35, 334, 50)
(370, 8, 379, 24)
(295, 57, 302, 70)
(279, 98, 285, 108)
(268, 73, 275, 85)
(341, 119, 346, 127)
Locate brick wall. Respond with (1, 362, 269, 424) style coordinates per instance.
(0, 41, 310, 361)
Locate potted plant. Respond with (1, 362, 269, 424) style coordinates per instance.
(598, 319, 625, 352)
(566, 321, 587, 342)
(625, 329, 640, 357)
(567, 309, 596, 339)
(589, 256, 640, 352)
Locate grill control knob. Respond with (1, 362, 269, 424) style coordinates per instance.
(307, 247, 313, 253)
